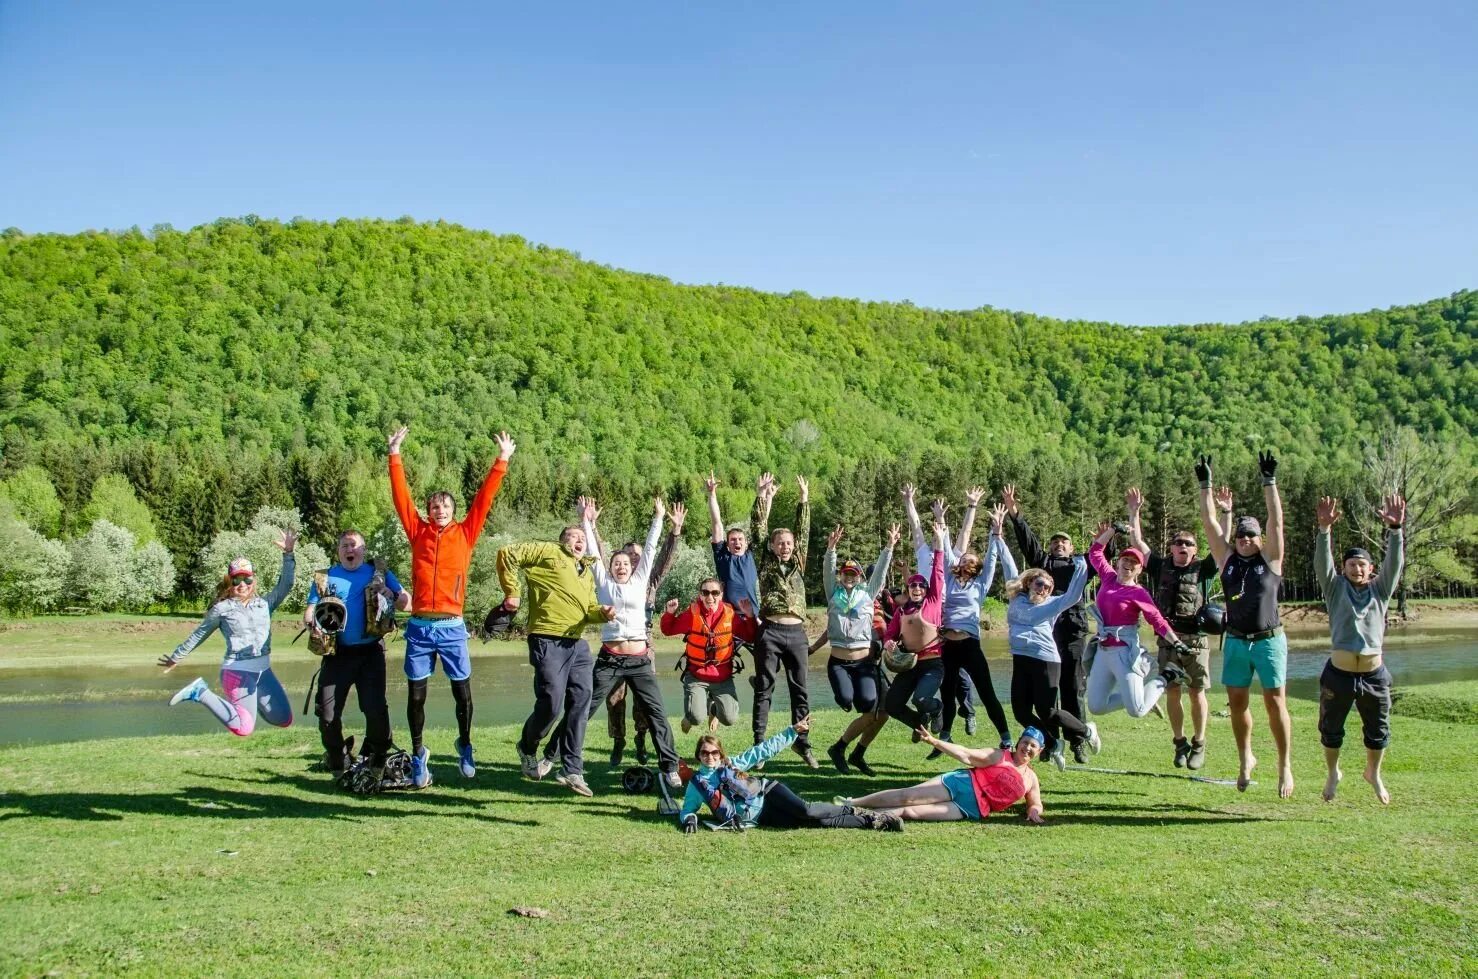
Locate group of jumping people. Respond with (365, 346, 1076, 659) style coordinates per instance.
(160, 432, 1408, 832)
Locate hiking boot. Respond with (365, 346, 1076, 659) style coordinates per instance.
(680, 718, 694, 734)
(874, 810, 905, 832)
(847, 748, 876, 777)
(410, 745, 432, 789)
(793, 743, 819, 769)
(634, 734, 650, 766)
(608, 738, 626, 768)
(662, 770, 683, 789)
(965, 715, 978, 737)
(926, 733, 951, 761)
(827, 741, 851, 774)
(555, 771, 594, 797)
(456, 739, 476, 778)
(1187, 739, 1207, 771)
(1072, 741, 1089, 765)
(169, 677, 208, 706)
(928, 710, 943, 735)
(519, 748, 551, 781)
(1173, 737, 1191, 769)
(1085, 721, 1102, 756)
(1050, 742, 1067, 771)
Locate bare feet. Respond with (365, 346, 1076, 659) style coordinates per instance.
(1364, 765, 1390, 805)
(1237, 753, 1257, 792)
(1323, 767, 1341, 802)
(1278, 765, 1295, 799)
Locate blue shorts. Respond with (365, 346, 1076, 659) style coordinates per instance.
(403, 618, 471, 682)
(1221, 631, 1287, 690)
(940, 769, 982, 821)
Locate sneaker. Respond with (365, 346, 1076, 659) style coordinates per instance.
(1072, 741, 1089, 765)
(926, 733, 952, 761)
(608, 738, 626, 768)
(169, 677, 207, 706)
(411, 745, 432, 789)
(518, 748, 548, 781)
(827, 741, 851, 774)
(1173, 737, 1191, 769)
(832, 795, 854, 807)
(456, 739, 476, 778)
(1050, 742, 1066, 771)
(1187, 739, 1206, 771)
(965, 715, 978, 737)
(662, 770, 682, 789)
(998, 732, 1014, 751)
(1147, 700, 1165, 720)
(1085, 721, 1102, 756)
(555, 771, 593, 797)
(847, 748, 876, 777)
(875, 810, 905, 832)
(794, 744, 819, 769)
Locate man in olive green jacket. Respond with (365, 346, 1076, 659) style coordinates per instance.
(497, 525, 614, 797)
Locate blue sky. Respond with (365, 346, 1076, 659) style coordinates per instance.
(2, 1, 1474, 324)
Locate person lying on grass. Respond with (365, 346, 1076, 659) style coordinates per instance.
(678, 715, 902, 833)
(844, 726, 1047, 824)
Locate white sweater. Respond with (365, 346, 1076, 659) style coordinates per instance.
(585, 512, 664, 644)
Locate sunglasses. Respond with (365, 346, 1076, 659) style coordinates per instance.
(1029, 580, 1053, 592)
(1235, 531, 1259, 540)
(700, 589, 722, 597)
(1172, 539, 1196, 547)
(698, 749, 722, 758)
(231, 576, 255, 586)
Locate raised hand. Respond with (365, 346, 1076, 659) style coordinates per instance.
(157, 654, 177, 672)
(886, 523, 902, 548)
(669, 501, 686, 531)
(758, 472, 778, 500)
(577, 496, 600, 524)
(1377, 493, 1406, 528)
(900, 483, 916, 503)
(1258, 449, 1279, 484)
(705, 471, 719, 495)
(826, 524, 844, 550)
(989, 503, 1007, 535)
(1093, 520, 1114, 541)
(796, 475, 809, 503)
(387, 426, 409, 455)
(494, 430, 516, 461)
(930, 498, 948, 522)
(666, 598, 680, 615)
(1194, 454, 1213, 488)
(1214, 485, 1234, 513)
(1125, 486, 1143, 514)
(273, 530, 298, 553)
(653, 496, 666, 521)
(1002, 483, 1019, 515)
(738, 597, 755, 617)
(964, 486, 986, 508)
(793, 714, 811, 735)
(932, 519, 949, 545)
(1316, 496, 1341, 529)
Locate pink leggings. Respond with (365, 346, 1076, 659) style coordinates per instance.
(196, 668, 293, 736)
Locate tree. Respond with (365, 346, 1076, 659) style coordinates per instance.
(80, 474, 160, 545)
(64, 520, 173, 611)
(0, 465, 63, 538)
(0, 514, 70, 613)
(195, 506, 329, 613)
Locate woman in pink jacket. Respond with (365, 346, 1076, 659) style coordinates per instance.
(882, 521, 949, 737)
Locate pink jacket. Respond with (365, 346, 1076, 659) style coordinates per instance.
(885, 549, 946, 658)
(1088, 541, 1174, 639)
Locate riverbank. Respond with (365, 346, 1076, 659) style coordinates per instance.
(2, 689, 1474, 977)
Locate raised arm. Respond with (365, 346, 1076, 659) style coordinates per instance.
(648, 502, 684, 598)
(1020, 556, 1090, 625)
(1258, 450, 1285, 569)
(161, 605, 223, 667)
(750, 472, 775, 565)
(956, 486, 985, 556)
(918, 728, 1002, 768)
(794, 476, 811, 570)
(1374, 494, 1406, 603)
(462, 432, 515, 543)
(1195, 455, 1231, 568)
(264, 535, 298, 613)
(868, 524, 900, 597)
(1314, 496, 1340, 596)
(1125, 487, 1151, 557)
(901, 483, 926, 553)
(732, 725, 800, 771)
(635, 498, 664, 581)
(578, 498, 607, 587)
(1086, 523, 1116, 579)
(1004, 484, 1048, 569)
(386, 426, 422, 536)
(822, 524, 841, 595)
(705, 472, 724, 545)
(994, 533, 1019, 584)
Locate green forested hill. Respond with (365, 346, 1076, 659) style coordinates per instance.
(0, 218, 1473, 597)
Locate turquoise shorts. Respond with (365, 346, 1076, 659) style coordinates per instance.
(1221, 631, 1287, 690)
(940, 769, 982, 821)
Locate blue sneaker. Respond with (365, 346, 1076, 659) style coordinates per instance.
(169, 677, 207, 706)
(456, 739, 476, 779)
(411, 745, 432, 789)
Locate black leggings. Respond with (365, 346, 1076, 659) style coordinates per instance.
(827, 656, 882, 713)
(939, 636, 1010, 740)
(1054, 616, 1091, 722)
(407, 677, 473, 755)
(884, 658, 945, 729)
(756, 782, 870, 829)
(1010, 656, 1087, 752)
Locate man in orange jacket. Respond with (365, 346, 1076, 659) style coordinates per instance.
(388, 424, 515, 788)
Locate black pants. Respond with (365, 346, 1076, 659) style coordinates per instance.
(938, 636, 1010, 740)
(1318, 661, 1392, 750)
(756, 781, 870, 829)
(1054, 615, 1092, 721)
(1010, 656, 1088, 752)
(885, 657, 945, 729)
(547, 652, 678, 773)
(518, 635, 594, 775)
(827, 656, 883, 713)
(752, 621, 811, 750)
(318, 640, 392, 768)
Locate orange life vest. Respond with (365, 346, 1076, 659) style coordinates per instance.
(684, 602, 736, 676)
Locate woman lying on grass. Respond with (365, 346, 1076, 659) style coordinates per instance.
(846, 726, 1047, 824)
(678, 715, 903, 833)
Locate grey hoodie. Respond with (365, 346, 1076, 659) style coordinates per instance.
(169, 553, 296, 671)
(1315, 529, 1403, 655)
(823, 546, 893, 650)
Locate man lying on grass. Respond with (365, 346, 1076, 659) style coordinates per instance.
(844, 726, 1046, 824)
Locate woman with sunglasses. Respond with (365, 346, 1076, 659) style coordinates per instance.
(160, 532, 298, 736)
(994, 505, 1096, 769)
(881, 520, 950, 740)
(661, 580, 759, 734)
(677, 715, 902, 832)
(845, 726, 1047, 825)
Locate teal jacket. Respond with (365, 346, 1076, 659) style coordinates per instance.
(678, 727, 798, 829)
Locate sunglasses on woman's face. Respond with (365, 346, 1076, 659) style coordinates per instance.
(698, 749, 721, 758)
(700, 589, 722, 597)
(1030, 580, 1053, 592)
(232, 576, 255, 586)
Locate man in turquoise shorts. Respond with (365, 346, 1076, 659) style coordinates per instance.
(1196, 450, 1293, 799)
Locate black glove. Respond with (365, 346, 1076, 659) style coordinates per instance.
(1112, 520, 1129, 535)
(1172, 640, 1193, 658)
(680, 814, 698, 834)
(1257, 450, 1278, 485)
(1194, 454, 1212, 489)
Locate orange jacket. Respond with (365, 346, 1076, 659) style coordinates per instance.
(390, 454, 508, 617)
(660, 601, 757, 683)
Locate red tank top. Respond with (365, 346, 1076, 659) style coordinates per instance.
(969, 759, 1026, 815)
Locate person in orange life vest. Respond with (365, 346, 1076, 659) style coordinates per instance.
(387, 425, 514, 788)
(660, 579, 759, 733)
(846, 727, 1047, 824)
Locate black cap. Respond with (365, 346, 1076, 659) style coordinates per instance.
(1341, 547, 1373, 563)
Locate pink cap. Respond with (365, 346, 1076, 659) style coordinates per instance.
(227, 557, 255, 578)
(1119, 547, 1146, 566)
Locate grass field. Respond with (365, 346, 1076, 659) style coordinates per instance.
(2, 679, 1475, 977)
